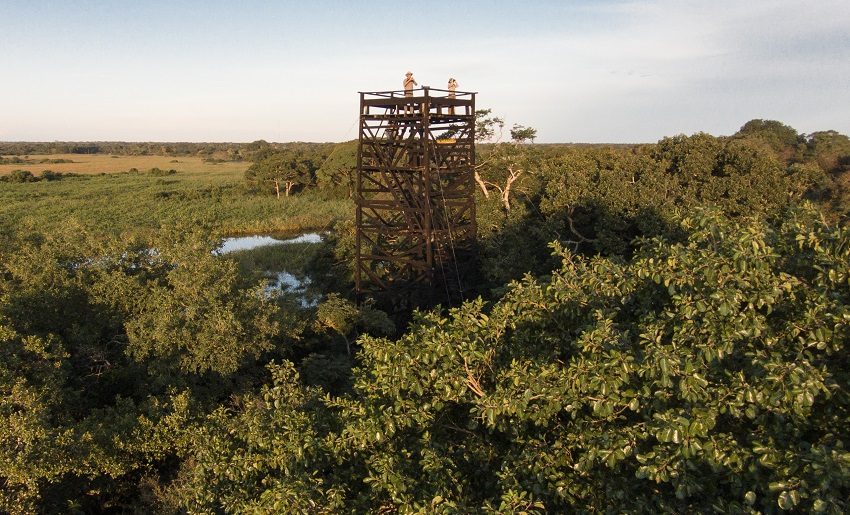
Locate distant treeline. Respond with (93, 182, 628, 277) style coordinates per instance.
(0, 156, 75, 165)
(0, 140, 338, 160)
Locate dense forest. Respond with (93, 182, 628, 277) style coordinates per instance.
(2, 117, 850, 513)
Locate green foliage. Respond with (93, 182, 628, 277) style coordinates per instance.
(0, 156, 28, 165)
(475, 201, 556, 290)
(315, 293, 361, 351)
(246, 150, 317, 197)
(654, 133, 793, 215)
(474, 109, 505, 142)
(146, 167, 177, 176)
(325, 219, 358, 286)
(123, 235, 280, 375)
(4, 125, 850, 512)
(0, 140, 258, 159)
(0, 165, 350, 238)
(328, 206, 850, 512)
(805, 130, 850, 174)
(315, 294, 395, 355)
(733, 119, 803, 162)
(510, 124, 538, 144)
(537, 133, 811, 259)
(166, 206, 850, 512)
(476, 138, 544, 212)
(475, 129, 832, 295)
(6, 169, 38, 183)
(38, 170, 68, 181)
(315, 141, 357, 197)
(0, 225, 284, 511)
(166, 362, 345, 513)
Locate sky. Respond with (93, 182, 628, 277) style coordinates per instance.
(1, 0, 848, 143)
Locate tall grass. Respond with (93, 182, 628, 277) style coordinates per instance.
(0, 156, 352, 238)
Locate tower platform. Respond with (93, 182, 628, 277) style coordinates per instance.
(355, 87, 477, 301)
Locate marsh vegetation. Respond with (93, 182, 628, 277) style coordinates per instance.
(2, 120, 850, 513)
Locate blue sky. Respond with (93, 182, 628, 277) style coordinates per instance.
(1, 0, 848, 143)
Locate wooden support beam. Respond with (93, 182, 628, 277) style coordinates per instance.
(355, 87, 477, 301)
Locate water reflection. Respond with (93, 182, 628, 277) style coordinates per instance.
(216, 232, 325, 308)
(217, 232, 322, 254)
(265, 271, 320, 308)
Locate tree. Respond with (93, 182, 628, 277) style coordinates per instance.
(6, 169, 38, 183)
(474, 108, 505, 142)
(733, 119, 802, 163)
(471, 109, 505, 197)
(478, 142, 540, 211)
(315, 294, 360, 355)
(472, 110, 540, 210)
(123, 234, 280, 375)
(540, 145, 668, 255)
(160, 362, 344, 513)
(510, 124, 537, 144)
(246, 151, 315, 197)
(440, 108, 537, 203)
(315, 294, 395, 356)
(804, 130, 850, 173)
(315, 141, 357, 198)
(537, 133, 806, 258)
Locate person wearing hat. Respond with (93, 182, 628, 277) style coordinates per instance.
(447, 77, 458, 115)
(403, 71, 418, 114)
(403, 71, 418, 96)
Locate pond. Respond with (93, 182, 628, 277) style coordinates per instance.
(216, 232, 323, 254)
(217, 232, 325, 308)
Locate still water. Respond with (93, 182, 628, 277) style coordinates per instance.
(217, 232, 323, 254)
(266, 271, 319, 308)
(217, 232, 324, 308)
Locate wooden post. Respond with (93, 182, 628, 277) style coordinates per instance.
(422, 87, 433, 282)
(355, 92, 364, 298)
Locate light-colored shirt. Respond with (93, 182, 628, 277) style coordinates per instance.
(403, 76, 418, 94)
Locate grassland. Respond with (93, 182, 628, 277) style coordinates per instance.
(0, 153, 250, 176)
(0, 154, 351, 238)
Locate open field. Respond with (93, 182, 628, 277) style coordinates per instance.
(0, 154, 350, 238)
(0, 153, 250, 176)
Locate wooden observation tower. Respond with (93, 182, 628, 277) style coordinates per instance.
(355, 86, 477, 300)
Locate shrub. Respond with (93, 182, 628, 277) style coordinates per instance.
(6, 169, 38, 183)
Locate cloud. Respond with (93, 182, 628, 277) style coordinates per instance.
(1, 0, 847, 141)
(490, 0, 850, 141)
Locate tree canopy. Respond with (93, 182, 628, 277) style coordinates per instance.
(158, 206, 850, 513)
(3, 119, 850, 513)
(246, 151, 316, 197)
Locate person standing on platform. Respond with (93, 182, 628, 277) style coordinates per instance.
(447, 77, 458, 115)
(403, 71, 418, 95)
(403, 71, 418, 114)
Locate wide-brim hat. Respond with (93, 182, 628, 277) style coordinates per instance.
(405, 71, 413, 76)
